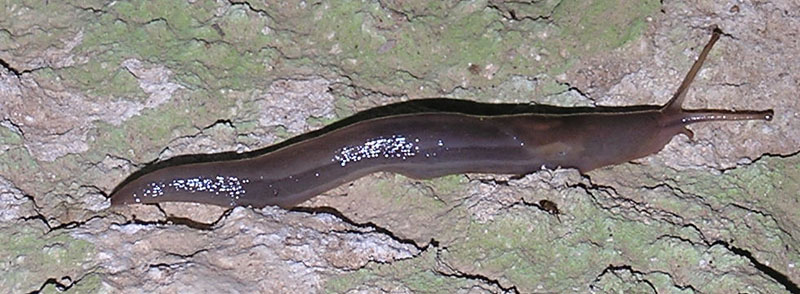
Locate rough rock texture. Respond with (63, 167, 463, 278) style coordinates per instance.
(1, 0, 798, 293)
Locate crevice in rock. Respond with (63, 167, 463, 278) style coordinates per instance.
(228, 0, 272, 18)
(717, 81, 747, 88)
(576, 176, 705, 228)
(110, 215, 177, 229)
(26, 277, 71, 294)
(632, 215, 798, 292)
(651, 233, 702, 247)
(433, 268, 519, 294)
(111, 217, 167, 228)
(13, 191, 46, 222)
(142, 17, 168, 27)
(486, 0, 561, 23)
(0, 118, 25, 137)
(639, 182, 691, 197)
(110, 206, 233, 231)
(717, 150, 800, 173)
(149, 205, 234, 231)
(147, 260, 193, 271)
(712, 240, 800, 293)
(146, 249, 207, 271)
(556, 81, 596, 104)
(591, 264, 659, 294)
(69, 3, 106, 14)
(472, 177, 510, 187)
(18, 213, 51, 229)
(45, 215, 104, 234)
(168, 248, 209, 259)
(14, 194, 106, 234)
(0, 57, 23, 76)
(291, 206, 435, 252)
(573, 175, 620, 195)
(200, 119, 235, 131)
(163, 214, 218, 231)
(26, 271, 94, 294)
(434, 248, 520, 294)
(373, 0, 413, 22)
(723, 203, 796, 244)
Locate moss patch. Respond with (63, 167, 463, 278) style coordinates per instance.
(0, 224, 96, 293)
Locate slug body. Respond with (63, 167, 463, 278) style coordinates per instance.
(110, 29, 773, 209)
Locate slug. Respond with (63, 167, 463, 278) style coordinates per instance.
(110, 28, 773, 209)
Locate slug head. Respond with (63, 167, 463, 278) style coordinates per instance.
(659, 27, 773, 139)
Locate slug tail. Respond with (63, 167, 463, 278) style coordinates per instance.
(662, 27, 721, 113)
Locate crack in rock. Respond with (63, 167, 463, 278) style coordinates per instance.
(486, 0, 561, 22)
(0, 176, 39, 222)
(26, 276, 73, 294)
(717, 150, 800, 173)
(712, 240, 800, 293)
(0, 57, 183, 161)
(110, 205, 234, 232)
(291, 206, 433, 251)
(590, 264, 664, 294)
(434, 248, 520, 294)
(0, 58, 23, 76)
(87, 207, 423, 292)
(296, 189, 522, 293)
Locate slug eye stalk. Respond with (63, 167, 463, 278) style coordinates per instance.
(659, 27, 773, 136)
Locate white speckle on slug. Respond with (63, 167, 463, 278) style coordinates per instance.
(333, 134, 418, 167)
(141, 176, 251, 200)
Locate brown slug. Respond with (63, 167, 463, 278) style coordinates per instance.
(109, 28, 773, 209)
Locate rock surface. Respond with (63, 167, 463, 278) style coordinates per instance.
(1, 0, 798, 293)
